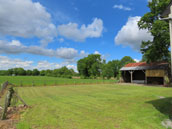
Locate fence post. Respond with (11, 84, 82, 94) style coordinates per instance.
(44, 81, 46, 86)
(20, 81, 23, 87)
(1, 87, 14, 120)
(0, 81, 9, 96)
(32, 81, 34, 86)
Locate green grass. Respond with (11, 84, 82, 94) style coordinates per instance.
(0, 76, 116, 87)
(14, 84, 172, 129)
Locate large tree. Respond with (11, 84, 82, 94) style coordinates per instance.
(138, 0, 171, 63)
(120, 56, 136, 67)
(102, 60, 121, 79)
(77, 54, 102, 78)
(32, 69, 40, 76)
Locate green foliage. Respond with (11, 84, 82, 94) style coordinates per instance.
(120, 56, 136, 67)
(102, 60, 121, 79)
(138, 0, 171, 63)
(102, 63, 114, 79)
(101, 57, 134, 80)
(117, 70, 121, 80)
(7, 69, 13, 75)
(0, 66, 77, 79)
(77, 54, 102, 78)
(32, 69, 40, 76)
(40, 70, 46, 76)
(78, 54, 135, 79)
(26, 70, 32, 76)
(164, 75, 170, 85)
(53, 66, 73, 78)
(0, 70, 8, 76)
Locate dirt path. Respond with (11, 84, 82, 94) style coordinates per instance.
(0, 105, 28, 129)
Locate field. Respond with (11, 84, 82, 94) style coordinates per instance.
(0, 76, 116, 87)
(9, 84, 172, 129)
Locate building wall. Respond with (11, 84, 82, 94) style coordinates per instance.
(121, 69, 166, 85)
(146, 70, 165, 77)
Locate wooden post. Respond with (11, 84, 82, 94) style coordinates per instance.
(169, 7, 172, 78)
(1, 87, 27, 120)
(44, 81, 46, 86)
(1, 91, 10, 120)
(1, 87, 14, 120)
(14, 92, 27, 106)
(129, 71, 133, 83)
(0, 81, 8, 98)
(32, 81, 34, 86)
(20, 81, 23, 87)
(142, 70, 147, 84)
(145, 75, 147, 84)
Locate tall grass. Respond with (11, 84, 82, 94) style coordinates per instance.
(0, 76, 117, 87)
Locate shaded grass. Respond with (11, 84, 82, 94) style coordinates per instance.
(15, 84, 172, 129)
(0, 76, 116, 87)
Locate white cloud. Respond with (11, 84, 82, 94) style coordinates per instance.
(0, 40, 80, 59)
(134, 59, 140, 63)
(113, 5, 132, 11)
(94, 51, 100, 55)
(0, 0, 57, 46)
(34, 61, 77, 71)
(114, 16, 153, 51)
(35, 61, 61, 70)
(0, 56, 77, 71)
(57, 18, 103, 42)
(66, 65, 77, 72)
(58, 38, 64, 43)
(35, 62, 77, 71)
(0, 56, 33, 70)
(9, 40, 22, 46)
(80, 50, 89, 57)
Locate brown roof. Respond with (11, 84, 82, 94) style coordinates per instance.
(120, 62, 169, 71)
(124, 62, 168, 67)
(124, 62, 147, 67)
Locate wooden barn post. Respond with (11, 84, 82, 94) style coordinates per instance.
(161, 2, 172, 78)
(129, 71, 133, 83)
(169, 6, 172, 77)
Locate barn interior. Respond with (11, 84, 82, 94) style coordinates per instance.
(120, 62, 169, 85)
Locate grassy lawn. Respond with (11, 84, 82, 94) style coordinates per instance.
(13, 84, 172, 129)
(0, 76, 116, 87)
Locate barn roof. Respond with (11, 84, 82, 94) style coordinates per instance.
(161, 1, 172, 18)
(120, 62, 169, 71)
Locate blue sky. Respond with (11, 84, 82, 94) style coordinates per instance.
(0, 0, 153, 71)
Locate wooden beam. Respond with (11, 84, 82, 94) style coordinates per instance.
(142, 70, 147, 84)
(1, 89, 13, 120)
(129, 71, 133, 83)
(14, 92, 27, 106)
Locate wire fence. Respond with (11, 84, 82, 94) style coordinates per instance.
(9, 80, 118, 87)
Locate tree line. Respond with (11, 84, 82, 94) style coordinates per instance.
(0, 55, 135, 79)
(77, 54, 135, 79)
(0, 66, 76, 78)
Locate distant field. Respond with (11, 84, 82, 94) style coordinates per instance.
(14, 84, 172, 129)
(0, 76, 116, 87)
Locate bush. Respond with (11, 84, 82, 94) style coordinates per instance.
(164, 75, 170, 86)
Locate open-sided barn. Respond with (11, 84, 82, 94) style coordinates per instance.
(120, 62, 169, 85)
